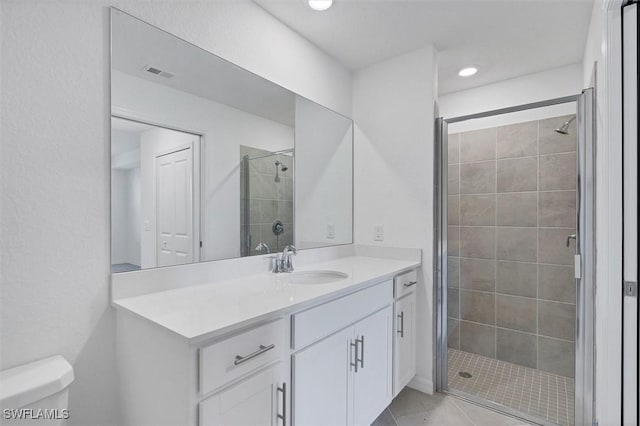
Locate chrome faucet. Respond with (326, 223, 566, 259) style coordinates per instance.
(282, 245, 297, 272)
(272, 245, 297, 273)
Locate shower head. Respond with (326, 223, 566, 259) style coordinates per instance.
(274, 160, 288, 182)
(555, 116, 576, 135)
(275, 160, 288, 172)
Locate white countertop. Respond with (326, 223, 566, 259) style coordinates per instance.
(112, 255, 420, 343)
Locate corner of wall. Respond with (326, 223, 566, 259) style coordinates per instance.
(351, 44, 437, 386)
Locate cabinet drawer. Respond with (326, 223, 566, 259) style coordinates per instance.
(292, 280, 393, 350)
(199, 319, 285, 395)
(199, 362, 284, 426)
(394, 269, 418, 298)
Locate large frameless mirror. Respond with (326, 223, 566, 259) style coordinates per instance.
(110, 9, 353, 273)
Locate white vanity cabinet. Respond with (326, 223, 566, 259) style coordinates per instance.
(116, 313, 288, 426)
(292, 281, 394, 426)
(393, 269, 417, 396)
(115, 265, 420, 426)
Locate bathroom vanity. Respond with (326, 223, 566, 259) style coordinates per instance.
(113, 254, 419, 426)
(109, 10, 421, 425)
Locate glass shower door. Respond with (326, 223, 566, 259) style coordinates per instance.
(435, 92, 595, 426)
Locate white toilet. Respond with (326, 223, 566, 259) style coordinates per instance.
(0, 356, 74, 426)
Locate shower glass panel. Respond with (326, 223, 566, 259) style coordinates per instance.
(444, 104, 579, 426)
(240, 146, 294, 256)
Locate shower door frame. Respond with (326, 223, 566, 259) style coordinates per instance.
(434, 91, 596, 426)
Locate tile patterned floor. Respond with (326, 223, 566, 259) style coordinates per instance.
(448, 349, 574, 426)
(372, 387, 533, 426)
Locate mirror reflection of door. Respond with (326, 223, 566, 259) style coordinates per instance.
(110, 116, 200, 272)
(155, 146, 193, 267)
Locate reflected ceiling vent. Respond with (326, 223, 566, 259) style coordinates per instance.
(142, 64, 174, 78)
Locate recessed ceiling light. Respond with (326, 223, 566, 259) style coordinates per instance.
(458, 67, 478, 77)
(308, 0, 333, 11)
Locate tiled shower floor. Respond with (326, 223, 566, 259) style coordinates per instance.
(448, 349, 574, 426)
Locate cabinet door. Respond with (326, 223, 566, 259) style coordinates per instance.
(292, 327, 353, 426)
(352, 306, 393, 426)
(199, 362, 285, 426)
(394, 292, 416, 396)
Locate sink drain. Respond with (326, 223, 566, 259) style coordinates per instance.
(458, 371, 472, 379)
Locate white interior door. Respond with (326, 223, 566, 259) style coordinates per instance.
(622, 3, 638, 425)
(156, 146, 193, 267)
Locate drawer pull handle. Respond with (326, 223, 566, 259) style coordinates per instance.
(234, 344, 275, 366)
(397, 311, 405, 338)
(404, 281, 417, 287)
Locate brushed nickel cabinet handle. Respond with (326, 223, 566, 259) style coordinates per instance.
(277, 382, 286, 426)
(404, 281, 417, 287)
(234, 344, 275, 365)
(398, 312, 405, 338)
(350, 339, 358, 372)
(357, 336, 364, 368)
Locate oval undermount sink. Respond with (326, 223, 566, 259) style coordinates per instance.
(285, 270, 348, 285)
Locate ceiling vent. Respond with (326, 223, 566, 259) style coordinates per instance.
(142, 64, 174, 79)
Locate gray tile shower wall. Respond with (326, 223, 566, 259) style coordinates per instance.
(447, 115, 577, 378)
(240, 146, 294, 256)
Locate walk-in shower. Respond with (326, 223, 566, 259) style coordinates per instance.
(435, 92, 595, 426)
(240, 146, 294, 257)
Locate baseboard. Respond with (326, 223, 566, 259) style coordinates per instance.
(407, 375, 434, 395)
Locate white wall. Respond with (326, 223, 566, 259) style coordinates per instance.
(126, 168, 141, 266)
(111, 168, 141, 267)
(111, 169, 140, 266)
(0, 2, 351, 425)
(111, 170, 129, 265)
(353, 46, 437, 392)
(581, 1, 624, 424)
(295, 96, 353, 248)
(113, 71, 294, 262)
(439, 63, 583, 133)
(111, 128, 141, 267)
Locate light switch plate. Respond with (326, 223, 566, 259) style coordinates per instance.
(327, 224, 335, 239)
(374, 224, 384, 241)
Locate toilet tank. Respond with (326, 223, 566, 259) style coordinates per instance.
(0, 356, 74, 426)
